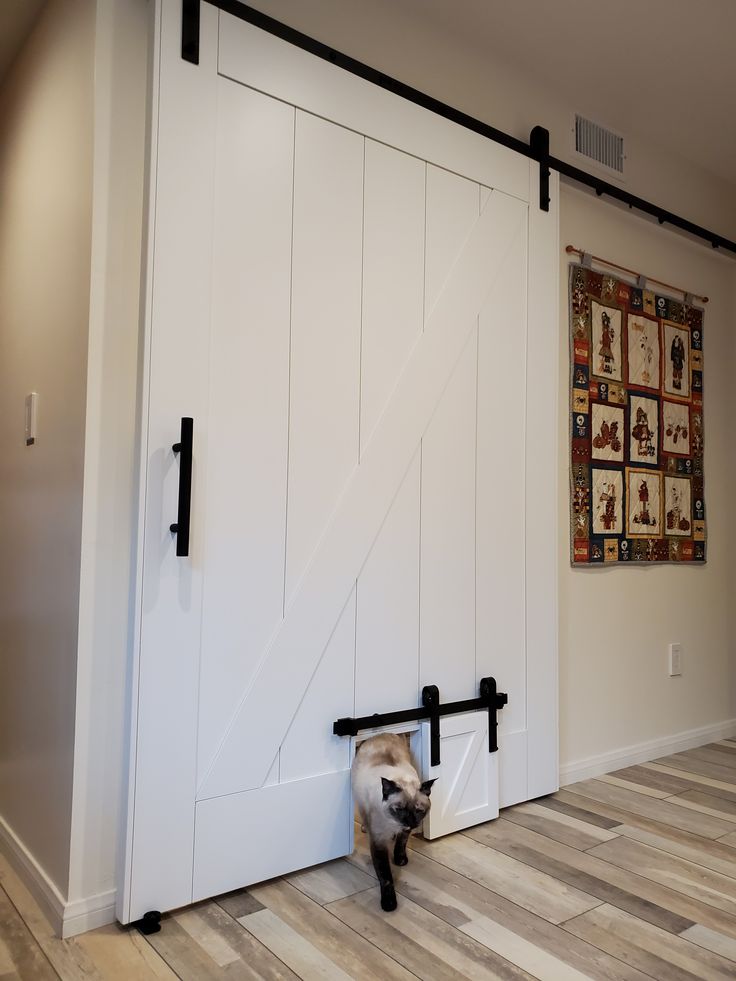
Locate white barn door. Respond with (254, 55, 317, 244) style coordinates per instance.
(120, 0, 558, 924)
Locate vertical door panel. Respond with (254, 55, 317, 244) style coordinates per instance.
(285, 112, 364, 604)
(424, 165, 479, 321)
(419, 166, 480, 700)
(280, 588, 356, 782)
(476, 222, 528, 738)
(197, 80, 294, 784)
(355, 452, 421, 717)
(419, 335, 478, 701)
(360, 141, 425, 455)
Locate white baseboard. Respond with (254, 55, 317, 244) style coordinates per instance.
(560, 718, 736, 786)
(62, 890, 117, 938)
(0, 813, 116, 938)
(0, 812, 66, 935)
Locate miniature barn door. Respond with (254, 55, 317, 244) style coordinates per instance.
(421, 713, 499, 839)
(120, 0, 558, 925)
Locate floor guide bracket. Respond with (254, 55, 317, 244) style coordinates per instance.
(135, 910, 162, 935)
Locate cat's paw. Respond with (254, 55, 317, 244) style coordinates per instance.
(380, 886, 397, 912)
(394, 853, 408, 866)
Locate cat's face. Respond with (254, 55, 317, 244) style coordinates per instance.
(381, 777, 435, 830)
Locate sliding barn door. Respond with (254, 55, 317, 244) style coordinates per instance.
(120, 0, 558, 924)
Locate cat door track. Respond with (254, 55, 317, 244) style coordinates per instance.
(333, 678, 508, 766)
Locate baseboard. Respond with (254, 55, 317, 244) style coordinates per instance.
(560, 718, 736, 786)
(62, 890, 117, 938)
(0, 813, 116, 938)
(0, 812, 66, 935)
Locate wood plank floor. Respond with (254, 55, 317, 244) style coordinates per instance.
(5, 743, 736, 979)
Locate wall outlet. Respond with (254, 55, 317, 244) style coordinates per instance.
(669, 643, 683, 677)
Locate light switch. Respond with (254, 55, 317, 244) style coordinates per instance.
(25, 392, 38, 446)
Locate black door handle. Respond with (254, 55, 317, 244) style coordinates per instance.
(170, 417, 193, 557)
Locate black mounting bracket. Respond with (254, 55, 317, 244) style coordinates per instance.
(182, 0, 201, 64)
(530, 125, 550, 212)
(334, 677, 508, 767)
(135, 910, 162, 935)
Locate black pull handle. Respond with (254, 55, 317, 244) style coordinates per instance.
(422, 685, 441, 767)
(170, 417, 193, 557)
(480, 676, 508, 753)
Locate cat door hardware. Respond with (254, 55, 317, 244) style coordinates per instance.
(334, 677, 508, 767)
(170, 417, 194, 557)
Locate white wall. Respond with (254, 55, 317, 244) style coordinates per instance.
(0, 0, 95, 899)
(559, 186, 736, 778)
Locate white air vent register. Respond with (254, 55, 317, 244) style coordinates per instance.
(574, 114, 625, 178)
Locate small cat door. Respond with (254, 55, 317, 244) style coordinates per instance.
(420, 711, 499, 839)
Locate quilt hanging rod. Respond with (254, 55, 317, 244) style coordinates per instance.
(566, 246, 709, 305)
(188, 0, 736, 256)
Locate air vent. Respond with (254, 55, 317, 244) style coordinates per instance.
(574, 115, 624, 176)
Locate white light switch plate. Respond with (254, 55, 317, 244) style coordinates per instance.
(669, 643, 683, 676)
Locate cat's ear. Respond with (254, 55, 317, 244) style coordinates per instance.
(420, 779, 436, 796)
(381, 777, 401, 800)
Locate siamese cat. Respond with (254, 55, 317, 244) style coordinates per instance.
(351, 733, 435, 912)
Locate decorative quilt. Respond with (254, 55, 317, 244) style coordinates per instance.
(569, 263, 706, 564)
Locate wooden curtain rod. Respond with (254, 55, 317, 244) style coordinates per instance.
(565, 246, 709, 304)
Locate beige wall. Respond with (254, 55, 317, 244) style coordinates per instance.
(559, 186, 736, 774)
(246, 0, 736, 240)
(0, 0, 95, 897)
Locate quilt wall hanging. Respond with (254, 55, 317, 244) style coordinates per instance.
(569, 262, 706, 564)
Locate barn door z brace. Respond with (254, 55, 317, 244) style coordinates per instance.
(334, 678, 508, 767)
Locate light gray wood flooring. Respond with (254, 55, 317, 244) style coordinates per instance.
(5, 742, 736, 979)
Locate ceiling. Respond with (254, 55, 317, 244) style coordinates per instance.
(395, 0, 736, 185)
(1, 0, 733, 185)
(0, 0, 47, 86)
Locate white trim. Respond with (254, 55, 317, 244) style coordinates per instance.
(559, 718, 736, 786)
(70, 0, 149, 922)
(61, 891, 117, 939)
(0, 813, 65, 936)
(117, 0, 163, 927)
(0, 813, 116, 939)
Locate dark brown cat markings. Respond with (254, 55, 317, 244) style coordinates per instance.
(351, 733, 435, 912)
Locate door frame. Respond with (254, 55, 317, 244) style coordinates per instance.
(118, 0, 558, 924)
